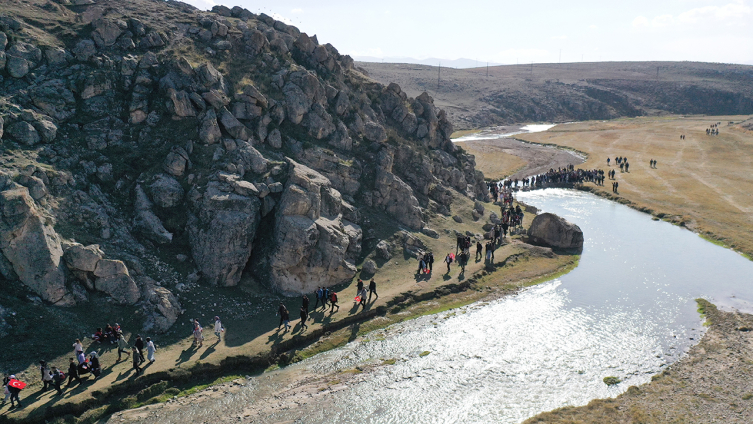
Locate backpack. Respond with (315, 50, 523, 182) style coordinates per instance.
(330, 292, 337, 302)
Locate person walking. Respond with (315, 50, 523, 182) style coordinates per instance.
(117, 333, 131, 361)
(314, 287, 324, 310)
(2, 375, 10, 406)
(192, 320, 204, 348)
(322, 287, 330, 309)
(302, 295, 310, 314)
(39, 361, 52, 392)
(445, 253, 452, 273)
(281, 305, 291, 331)
(368, 278, 378, 301)
(476, 241, 482, 261)
(50, 367, 64, 395)
(89, 352, 101, 379)
(214, 316, 224, 341)
(146, 337, 156, 363)
(329, 291, 339, 312)
(131, 347, 142, 375)
(299, 306, 308, 332)
(277, 302, 288, 330)
(7, 375, 22, 408)
(358, 287, 368, 311)
(134, 335, 146, 362)
(65, 358, 81, 388)
(427, 252, 434, 272)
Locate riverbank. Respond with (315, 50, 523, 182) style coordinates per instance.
(516, 115, 753, 260)
(0, 191, 578, 424)
(524, 299, 753, 423)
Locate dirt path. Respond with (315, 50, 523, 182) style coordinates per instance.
(457, 137, 585, 181)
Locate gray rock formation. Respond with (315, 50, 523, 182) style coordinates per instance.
(0, 188, 71, 305)
(527, 212, 584, 250)
(133, 185, 173, 244)
(264, 160, 361, 293)
(188, 182, 261, 286)
(93, 259, 140, 305)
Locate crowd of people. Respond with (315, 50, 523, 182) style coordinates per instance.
(706, 122, 721, 135)
(1, 323, 165, 409)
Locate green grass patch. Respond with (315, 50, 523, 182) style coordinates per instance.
(603, 376, 621, 386)
(419, 351, 431, 357)
(382, 358, 397, 365)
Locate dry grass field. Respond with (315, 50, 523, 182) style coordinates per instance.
(455, 141, 528, 180)
(517, 115, 753, 259)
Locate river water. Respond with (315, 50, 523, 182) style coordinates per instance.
(118, 189, 753, 424)
(451, 124, 557, 142)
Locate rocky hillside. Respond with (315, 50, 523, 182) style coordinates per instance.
(358, 61, 753, 130)
(0, 0, 488, 334)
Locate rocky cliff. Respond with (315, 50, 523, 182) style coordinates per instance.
(0, 0, 488, 331)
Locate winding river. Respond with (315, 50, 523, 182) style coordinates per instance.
(115, 189, 753, 424)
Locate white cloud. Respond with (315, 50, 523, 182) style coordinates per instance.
(291, 8, 303, 14)
(651, 14, 675, 27)
(551, 35, 568, 40)
(632, 16, 649, 27)
(677, 1, 751, 24)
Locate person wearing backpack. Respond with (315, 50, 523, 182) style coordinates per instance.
(329, 291, 339, 312)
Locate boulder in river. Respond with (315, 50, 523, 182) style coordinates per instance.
(527, 212, 584, 251)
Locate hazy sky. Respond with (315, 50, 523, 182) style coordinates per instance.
(183, 0, 753, 65)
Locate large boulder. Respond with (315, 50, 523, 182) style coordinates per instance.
(527, 212, 584, 250)
(93, 259, 140, 305)
(140, 277, 182, 333)
(148, 174, 184, 208)
(0, 188, 72, 305)
(199, 109, 222, 144)
(264, 160, 361, 294)
(133, 185, 173, 244)
(6, 121, 40, 146)
(188, 182, 261, 286)
(371, 170, 424, 230)
(64, 243, 104, 273)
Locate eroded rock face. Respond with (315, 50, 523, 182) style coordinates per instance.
(94, 259, 140, 305)
(140, 276, 182, 333)
(527, 212, 584, 250)
(188, 182, 261, 286)
(265, 160, 361, 294)
(0, 188, 71, 305)
(371, 169, 424, 230)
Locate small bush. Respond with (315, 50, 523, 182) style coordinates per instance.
(603, 376, 621, 386)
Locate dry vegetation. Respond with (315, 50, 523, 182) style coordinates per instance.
(518, 115, 753, 259)
(455, 141, 528, 180)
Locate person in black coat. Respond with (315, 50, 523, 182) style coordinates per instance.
(134, 335, 145, 364)
(66, 358, 81, 387)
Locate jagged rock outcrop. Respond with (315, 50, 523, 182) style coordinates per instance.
(188, 182, 262, 286)
(264, 160, 361, 293)
(133, 185, 173, 244)
(527, 212, 584, 250)
(0, 187, 72, 305)
(93, 259, 140, 305)
(140, 276, 182, 333)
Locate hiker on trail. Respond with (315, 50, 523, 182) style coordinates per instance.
(192, 320, 204, 348)
(476, 241, 482, 260)
(322, 287, 330, 309)
(302, 295, 310, 314)
(358, 287, 368, 311)
(132, 347, 142, 375)
(89, 352, 101, 379)
(146, 338, 156, 363)
(51, 367, 63, 395)
(2, 375, 9, 405)
(356, 279, 364, 293)
(7, 375, 22, 408)
(427, 252, 434, 272)
(417, 254, 427, 274)
(39, 361, 52, 392)
(607, 157, 611, 166)
(73, 339, 83, 358)
(619, 162, 624, 172)
(214, 316, 224, 340)
(445, 253, 452, 273)
(66, 358, 80, 388)
(625, 162, 629, 172)
(459, 250, 468, 273)
(368, 278, 378, 301)
(614, 181, 619, 193)
(277, 302, 289, 330)
(117, 333, 131, 361)
(299, 306, 308, 331)
(330, 291, 339, 312)
(135, 334, 146, 362)
(314, 287, 324, 310)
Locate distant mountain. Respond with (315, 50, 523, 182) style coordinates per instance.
(354, 56, 502, 69)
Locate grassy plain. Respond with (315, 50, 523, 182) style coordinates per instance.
(455, 141, 528, 180)
(517, 115, 753, 259)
